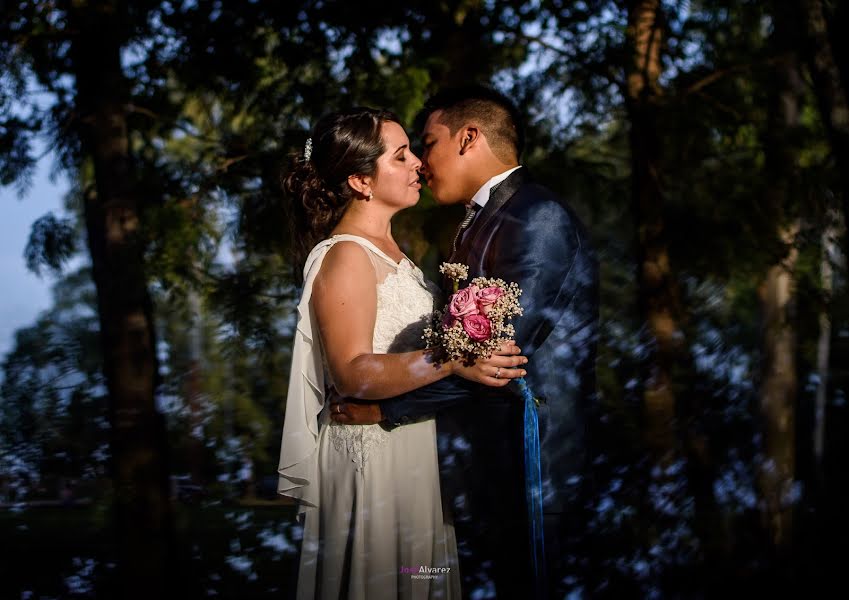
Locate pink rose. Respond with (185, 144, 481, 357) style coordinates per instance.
(462, 314, 492, 342)
(448, 285, 480, 319)
(475, 286, 505, 316)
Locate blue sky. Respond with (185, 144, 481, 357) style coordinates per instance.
(0, 157, 68, 358)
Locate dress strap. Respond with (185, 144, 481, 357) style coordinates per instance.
(328, 234, 406, 268)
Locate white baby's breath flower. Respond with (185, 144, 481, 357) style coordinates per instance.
(439, 262, 469, 282)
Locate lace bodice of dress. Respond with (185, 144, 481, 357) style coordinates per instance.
(373, 259, 439, 353)
(325, 236, 439, 470)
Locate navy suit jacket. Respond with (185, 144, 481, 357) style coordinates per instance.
(382, 167, 599, 515)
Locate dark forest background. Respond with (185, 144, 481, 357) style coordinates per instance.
(2, 0, 849, 598)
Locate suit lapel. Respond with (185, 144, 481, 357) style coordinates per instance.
(452, 167, 528, 261)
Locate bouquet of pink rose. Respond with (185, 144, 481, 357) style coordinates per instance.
(422, 262, 523, 362)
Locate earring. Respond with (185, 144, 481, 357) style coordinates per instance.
(367, 192, 373, 201)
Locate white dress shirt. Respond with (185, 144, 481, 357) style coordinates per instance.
(470, 165, 523, 209)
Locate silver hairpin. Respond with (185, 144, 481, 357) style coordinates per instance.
(303, 137, 313, 162)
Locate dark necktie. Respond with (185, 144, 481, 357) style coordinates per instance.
(450, 179, 508, 256)
(451, 202, 479, 255)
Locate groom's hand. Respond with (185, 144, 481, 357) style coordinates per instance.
(330, 399, 383, 425)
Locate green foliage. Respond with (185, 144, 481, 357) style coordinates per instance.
(24, 213, 77, 276)
(0, 268, 106, 496)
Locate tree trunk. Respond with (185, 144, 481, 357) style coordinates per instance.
(757, 20, 804, 549)
(185, 286, 206, 486)
(826, 0, 849, 92)
(814, 214, 838, 473)
(625, 0, 681, 463)
(796, 0, 849, 260)
(431, 0, 490, 88)
(757, 224, 799, 551)
(68, 2, 173, 598)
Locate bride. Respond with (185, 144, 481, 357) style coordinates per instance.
(276, 107, 528, 600)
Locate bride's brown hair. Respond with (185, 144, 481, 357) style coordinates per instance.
(283, 107, 402, 275)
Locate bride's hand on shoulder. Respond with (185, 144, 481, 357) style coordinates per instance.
(450, 341, 528, 387)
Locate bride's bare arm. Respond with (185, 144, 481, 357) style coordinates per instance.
(311, 242, 527, 400)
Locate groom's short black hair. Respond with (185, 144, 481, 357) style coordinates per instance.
(418, 84, 525, 162)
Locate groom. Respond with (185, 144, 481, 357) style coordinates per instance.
(332, 85, 599, 598)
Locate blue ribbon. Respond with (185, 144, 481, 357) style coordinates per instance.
(517, 377, 546, 598)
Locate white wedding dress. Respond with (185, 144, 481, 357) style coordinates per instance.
(278, 234, 460, 600)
